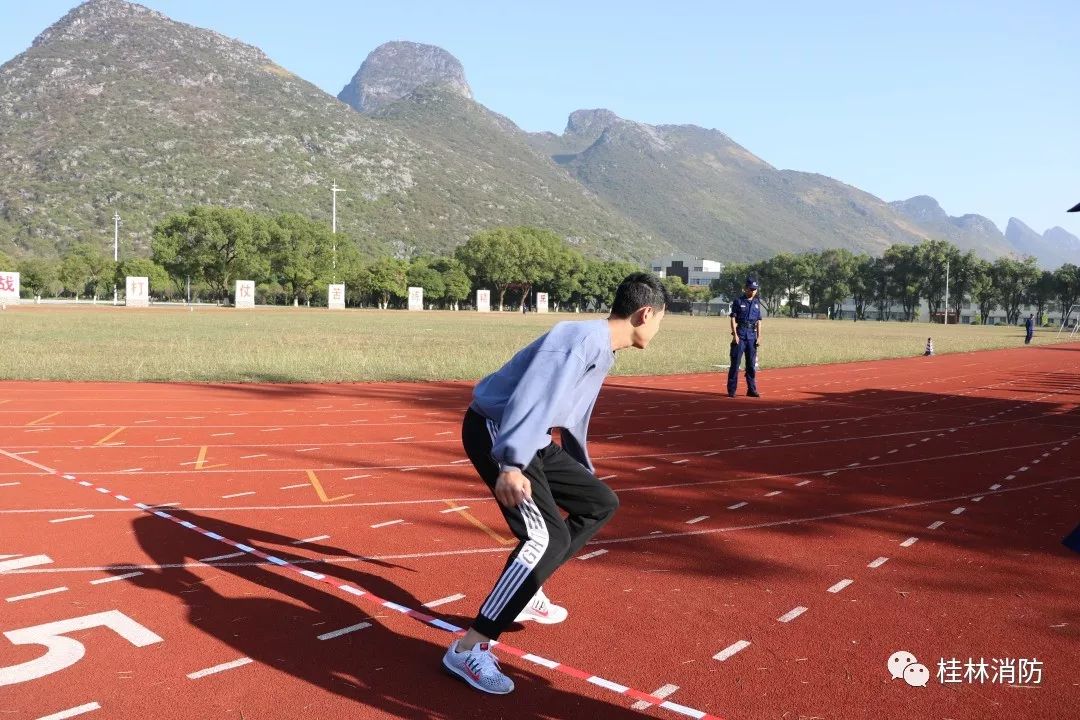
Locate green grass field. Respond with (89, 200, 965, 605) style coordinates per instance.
(1, 305, 1070, 383)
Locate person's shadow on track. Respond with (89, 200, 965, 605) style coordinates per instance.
(107, 508, 649, 719)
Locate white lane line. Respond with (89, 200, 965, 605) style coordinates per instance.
(280, 483, 307, 490)
(847, 463, 861, 468)
(222, 491, 255, 499)
(778, 606, 808, 623)
(927, 521, 945, 530)
(868, 557, 889, 568)
(972, 496, 984, 502)
(990, 483, 1002, 490)
(672, 459, 689, 465)
(210, 433, 234, 437)
(795, 480, 811, 487)
(371, 519, 404, 528)
(423, 593, 466, 608)
(201, 552, 244, 562)
(292, 535, 330, 545)
(868, 456, 880, 461)
(156, 437, 181, 442)
(764, 490, 782, 497)
(951, 507, 966, 515)
(578, 549, 608, 560)
(317, 622, 372, 641)
(704, 451, 719, 457)
(37, 702, 102, 720)
(686, 516, 709, 525)
(0, 555, 53, 572)
(822, 471, 837, 477)
(599, 474, 617, 481)
(887, 449, 898, 454)
(727, 501, 748, 510)
(827, 579, 853, 594)
(1018, 466, 1030, 472)
(187, 657, 253, 679)
(49, 514, 94, 523)
(261, 428, 283, 433)
(297, 448, 320, 453)
(7, 586, 69, 602)
(713, 640, 751, 661)
(241, 454, 267, 459)
(90, 571, 143, 585)
(344, 474, 371, 480)
(900, 537, 919, 548)
(637, 466, 656, 471)
(439, 506, 469, 513)
(631, 683, 680, 711)
(0, 481, 21, 487)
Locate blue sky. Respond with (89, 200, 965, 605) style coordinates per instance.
(2, 0, 1078, 238)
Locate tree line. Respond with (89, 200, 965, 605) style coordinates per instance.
(711, 240, 1080, 325)
(4, 210, 1077, 325)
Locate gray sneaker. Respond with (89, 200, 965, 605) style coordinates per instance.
(442, 640, 515, 695)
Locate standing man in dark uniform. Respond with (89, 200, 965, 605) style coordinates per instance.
(1024, 313, 1035, 345)
(728, 277, 763, 398)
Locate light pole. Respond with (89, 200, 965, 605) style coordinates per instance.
(112, 211, 121, 305)
(331, 181, 345, 277)
(943, 259, 950, 325)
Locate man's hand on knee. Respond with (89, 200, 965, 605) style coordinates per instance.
(495, 468, 532, 508)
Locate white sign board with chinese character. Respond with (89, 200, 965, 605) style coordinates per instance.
(328, 284, 345, 310)
(536, 292, 549, 314)
(0, 272, 19, 304)
(476, 289, 490, 313)
(235, 280, 255, 308)
(125, 276, 149, 307)
(408, 286, 424, 311)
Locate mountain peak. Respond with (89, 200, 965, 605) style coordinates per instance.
(338, 41, 471, 113)
(890, 195, 948, 224)
(33, 0, 164, 47)
(566, 108, 619, 136)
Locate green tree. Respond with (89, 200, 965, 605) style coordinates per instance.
(59, 243, 113, 299)
(970, 259, 996, 325)
(0, 251, 15, 271)
(116, 257, 171, 299)
(270, 213, 337, 305)
(883, 244, 921, 321)
(812, 248, 857, 318)
(1027, 270, 1057, 323)
(991, 256, 1040, 324)
(765, 253, 810, 317)
(17, 257, 59, 298)
(947, 251, 980, 321)
(661, 275, 690, 301)
(710, 262, 751, 303)
(365, 257, 409, 308)
(916, 239, 960, 320)
(407, 258, 446, 306)
(849, 254, 876, 320)
(432, 257, 471, 310)
(1053, 264, 1080, 327)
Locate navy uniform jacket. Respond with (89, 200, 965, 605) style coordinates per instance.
(730, 295, 763, 340)
(1025, 317, 1034, 333)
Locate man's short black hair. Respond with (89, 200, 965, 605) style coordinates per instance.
(611, 272, 669, 318)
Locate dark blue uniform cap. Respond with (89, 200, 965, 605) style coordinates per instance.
(746, 277, 759, 290)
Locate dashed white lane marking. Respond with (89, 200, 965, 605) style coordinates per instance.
(887, 449, 898, 454)
(423, 593, 466, 608)
(0, 481, 20, 487)
(1018, 466, 1030, 472)
(7, 586, 68, 602)
(990, 483, 1002, 490)
(795, 480, 811, 486)
(317, 621, 372, 641)
(370, 519, 404, 528)
(280, 483, 307, 490)
(1004, 475, 1015, 480)
(686, 516, 709, 525)
(156, 437, 181, 442)
(260, 428, 283, 433)
(972, 496, 984, 502)
(296, 447, 320, 453)
(599, 474, 617, 481)
(778, 606, 808, 623)
(240, 454, 267, 459)
(631, 683, 680, 710)
(292, 535, 330, 545)
(927, 521, 945, 530)
(827, 579, 854, 594)
(637, 466, 656, 471)
(201, 551, 244, 562)
(672, 459, 689, 465)
(37, 702, 102, 720)
(764, 491, 782, 497)
(344, 474, 371, 480)
(221, 492, 255, 499)
(868, 557, 889, 568)
(822, 471, 836, 477)
(210, 433, 234, 437)
(727, 501, 748, 510)
(439, 506, 469, 513)
(393, 436, 414, 441)
(49, 514, 94, 523)
(713, 640, 751, 661)
(0, 554, 53, 572)
(578, 549, 608, 560)
(900, 537, 919, 547)
(704, 451, 720, 457)
(90, 571, 143, 585)
(868, 456, 880, 461)
(187, 657, 254, 679)
(951, 507, 966, 515)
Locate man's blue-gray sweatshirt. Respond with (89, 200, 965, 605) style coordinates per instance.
(470, 319, 615, 473)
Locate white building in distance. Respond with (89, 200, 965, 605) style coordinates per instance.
(648, 255, 723, 287)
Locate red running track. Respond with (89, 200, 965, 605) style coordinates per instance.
(1, 343, 1078, 719)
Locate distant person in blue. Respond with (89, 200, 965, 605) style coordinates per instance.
(728, 277, 763, 397)
(1025, 313, 1035, 344)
